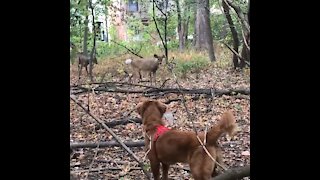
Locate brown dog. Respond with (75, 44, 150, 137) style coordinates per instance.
(136, 99, 237, 180)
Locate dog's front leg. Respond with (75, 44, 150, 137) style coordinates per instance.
(149, 158, 160, 180)
(162, 163, 170, 180)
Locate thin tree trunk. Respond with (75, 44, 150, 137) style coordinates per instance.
(83, 3, 89, 55)
(89, 0, 96, 82)
(105, 2, 109, 42)
(175, 0, 183, 51)
(222, 0, 239, 69)
(184, 14, 190, 46)
(240, 1, 250, 68)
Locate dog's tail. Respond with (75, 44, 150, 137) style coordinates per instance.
(125, 58, 132, 65)
(206, 111, 237, 146)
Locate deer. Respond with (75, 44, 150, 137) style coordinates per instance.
(125, 54, 165, 85)
(77, 52, 98, 80)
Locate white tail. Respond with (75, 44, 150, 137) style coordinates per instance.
(125, 59, 132, 65)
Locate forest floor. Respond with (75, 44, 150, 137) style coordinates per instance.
(70, 53, 250, 180)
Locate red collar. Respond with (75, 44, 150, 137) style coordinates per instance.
(153, 125, 170, 142)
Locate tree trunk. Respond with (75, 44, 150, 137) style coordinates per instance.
(175, 0, 190, 51)
(222, 0, 239, 69)
(224, 0, 250, 68)
(240, 2, 250, 68)
(203, 0, 215, 61)
(240, 32, 249, 68)
(89, 0, 96, 82)
(104, 2, 109, 42)
(194, 4, 206, 50)
(184, 14, 190, 46)
(175, 0, 183, 51)
(83, 4, 89, 55)
(194, 0, 215, 61)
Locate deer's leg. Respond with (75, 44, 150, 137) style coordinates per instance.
(78, 64, 82, 80)
(153, 72, 157, 86)
(139, 71, 142, 81)
(85, 64, 89, 76)
(149, 72, 152, 85)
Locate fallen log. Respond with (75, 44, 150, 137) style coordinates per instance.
(213, 165, 250, 180)
(70, 141, 239, 149)
(72, 86, 249, 97)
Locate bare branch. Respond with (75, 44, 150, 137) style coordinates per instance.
(221, 42, 246, 62)
(110, 39, 143, 58)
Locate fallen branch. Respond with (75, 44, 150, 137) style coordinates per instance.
(70, 140, 239, 149)
(70, 141, 145, 149)
(70, 95, 151, 179)
(104, 118, 142, 128)
(71, 166, 141, 173)
(72, 86, 250, 96)
(213, 165, 250, 180)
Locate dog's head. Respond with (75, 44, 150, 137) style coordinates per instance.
(136, 99, 167, 119)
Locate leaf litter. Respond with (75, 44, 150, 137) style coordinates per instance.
(70, 63, 250, 180)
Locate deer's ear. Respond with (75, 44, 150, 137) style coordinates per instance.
(154, 54, 159, 58)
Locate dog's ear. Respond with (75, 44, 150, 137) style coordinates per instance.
(156, 101, 167, 115)
(136, 101, 146, 116)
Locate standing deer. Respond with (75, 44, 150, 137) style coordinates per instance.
(77, 52, 98, 80)
(125, 54, 165, 85)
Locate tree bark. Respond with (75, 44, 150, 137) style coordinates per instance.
(89, 0, 96, 82)
(213, 165, 250, 180)
(83, 3, 89, 55)
(175, 0, 190, 51)
(224, 0, 250, 68)
(72, 86, 250, 96)
(194, 0, 216, 61)
(222, 0, 240, 69)
(175, 0, 183, 51)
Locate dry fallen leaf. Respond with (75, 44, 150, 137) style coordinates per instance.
(241, 151, 250, 156)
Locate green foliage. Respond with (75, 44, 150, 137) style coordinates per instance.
(69, 0, 249, 62)
(174, 57, 210, 78)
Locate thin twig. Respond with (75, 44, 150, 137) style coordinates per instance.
(221, 42, 245, 61)
(70, 95, 151, 179)
(85, 136, 100, 180)
(110, 39, 143, 58)
(241, 28, 250, 51)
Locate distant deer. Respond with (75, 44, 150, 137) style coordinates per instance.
(77, 52, 98, 80)
(125, 54, 165, 85)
